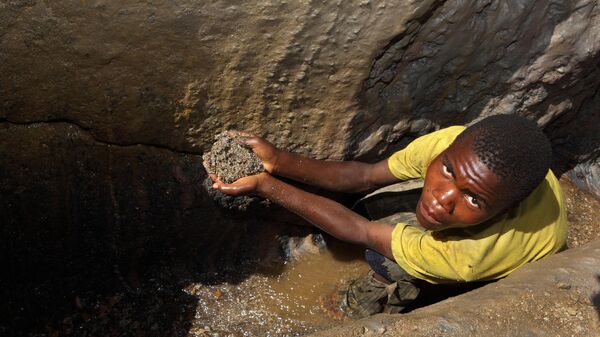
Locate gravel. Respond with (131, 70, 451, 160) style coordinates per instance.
(202, 131, 266, 210)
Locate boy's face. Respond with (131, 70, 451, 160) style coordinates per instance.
(416, 135, 508, 231)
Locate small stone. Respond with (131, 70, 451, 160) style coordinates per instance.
(556, 282, 571, 290)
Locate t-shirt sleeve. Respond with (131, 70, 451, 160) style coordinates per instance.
(387, 126, 466, 180)
(391, 224, 465, 283)
(391, 171, 568, 284)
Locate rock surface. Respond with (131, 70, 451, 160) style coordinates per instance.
(351, 0, 600, 168)
(1, 0, 600, 335)
(568, 158, 600, 199)
(310, 239, 600, 337)
(2, 1, 597, 166)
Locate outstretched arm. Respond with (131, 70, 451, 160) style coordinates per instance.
(210, 173, 395, 259)
(238, 133, 400, 193)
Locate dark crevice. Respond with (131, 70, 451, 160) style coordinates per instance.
(344, 0, 448, 159)
(363, 0, 447, 92)
(0, 118, 203, 157)
(545, 57, 600, 176)
(367, 0, 447, 78)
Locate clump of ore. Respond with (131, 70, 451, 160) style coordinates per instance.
(202, 131, 266, 210)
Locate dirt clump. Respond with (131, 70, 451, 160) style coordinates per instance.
(203, 131, 264, 183)
(203, 131, 266, 210)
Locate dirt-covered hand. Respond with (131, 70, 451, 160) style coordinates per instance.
(229, 131, 280, 173)
(209, 172, 270, 197)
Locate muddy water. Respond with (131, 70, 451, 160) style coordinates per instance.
(185, 242, 369, 336)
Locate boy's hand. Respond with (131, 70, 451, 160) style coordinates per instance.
(230, 131, 280, 173)
(209, 172, 270, 197)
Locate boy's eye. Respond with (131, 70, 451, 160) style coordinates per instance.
(466, 195, 480, 208)
(442, 164, 453, 177)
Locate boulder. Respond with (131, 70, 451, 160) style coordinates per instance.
(310, 240, 600, 337)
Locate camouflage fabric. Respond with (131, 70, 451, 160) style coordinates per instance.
(340, 269, 419, 318)
(340, 182, 424, 318)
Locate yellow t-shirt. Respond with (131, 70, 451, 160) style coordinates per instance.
(388, 126, 568, 284)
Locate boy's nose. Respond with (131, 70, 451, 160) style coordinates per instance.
(433, 186, 457, 214)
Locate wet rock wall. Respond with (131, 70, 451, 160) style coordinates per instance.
(1, 0, 599, 334)
(352, 0, 600, 167)
(0, 121, 312, 334)
(0, 0, 434, 157)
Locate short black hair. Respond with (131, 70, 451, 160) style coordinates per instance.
(456, 114, 552, 207)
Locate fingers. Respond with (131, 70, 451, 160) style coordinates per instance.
(227, 130, 254, 139)
(234, 130, 253, 137)
(208, 173, 267, 197)
(216, 183, 253, 196)
(208, 174, 221, 184)
(209, 175, 224, 190)
(210, 178, 252, 196)
(241, 136, 260, 146)
(226, 130, 261, 148)
(208, 173, 243, 193)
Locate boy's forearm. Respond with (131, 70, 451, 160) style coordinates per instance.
(273, 150, 385, 193)
(257, 174, 394, 257)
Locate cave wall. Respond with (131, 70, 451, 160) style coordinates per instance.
(2, 0, 599, 175)
(1, 0, 436, 157)
(1, 0, 599, 334)
(352, 0, 600, 165)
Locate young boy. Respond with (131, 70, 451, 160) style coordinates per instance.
(208, 114, 568, 318)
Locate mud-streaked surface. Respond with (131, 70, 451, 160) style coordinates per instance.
(35, 238, 369, 337)
(185, 242, 368, 336)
